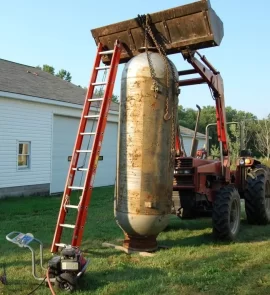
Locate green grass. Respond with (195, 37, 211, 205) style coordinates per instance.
(1, 187, 270, 295)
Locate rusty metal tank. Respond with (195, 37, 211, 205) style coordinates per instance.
(115, 51, 179, 252)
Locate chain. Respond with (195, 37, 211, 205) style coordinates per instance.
(169, 59, 180, 164)
(144, 23, 158, 98)
(142, 14, 179, 163)
(145, 14, 171, 120)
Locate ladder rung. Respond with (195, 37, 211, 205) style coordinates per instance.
(80, 132, 96, 135)
(65, 204, 79, 209)
(51, 41, 122, 255)
(84, 115, 99, 119)
(88, 98, 103, 102)
(76, 150, 92, 153)
(68, 186, 84, 190)
(55, 243, 66, 248)
(60, 224, 75, 229)
(72, 168, 88, 171)
(92, 82, 107, 86)
(99, 50, 114, 55)
(95, 66, 110, 70)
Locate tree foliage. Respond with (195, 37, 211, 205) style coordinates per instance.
(55, 69, 72, 82)
(228, 123, 241, 166)
(36, 64, 72, 82)
(177, 104, 270, 159)
(209, 124, 240, 166)
(254, 116, 270, 160)
(93, 89, 119, 103)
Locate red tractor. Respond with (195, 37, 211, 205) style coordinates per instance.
(173, 50, 270, 240)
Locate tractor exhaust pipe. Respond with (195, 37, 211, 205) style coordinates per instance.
(190, 104, 201, 157)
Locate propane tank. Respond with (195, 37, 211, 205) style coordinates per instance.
(115, 51, 179, 252)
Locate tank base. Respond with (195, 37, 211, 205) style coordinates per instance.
(123, 233, 158, 252)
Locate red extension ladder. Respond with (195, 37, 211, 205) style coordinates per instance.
(51, 40, 122, 253)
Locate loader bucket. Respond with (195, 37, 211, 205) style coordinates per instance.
(91, 0, 223, 64)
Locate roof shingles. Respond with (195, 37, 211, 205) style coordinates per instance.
(0, 59, 119, 111)
(180, 125, 206, 138)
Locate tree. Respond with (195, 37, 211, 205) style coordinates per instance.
(177, 104, 260, 158)
(65, 72, 72, 82)
(199, 105, 218, 133)
(210, 144, 220, 159)
(93, 89, 119, 103)
(56, 69, 67, 79)
(42, 64, 55, 75)
(178, 106, 197, 130)
(112, 94, 119, 103)
(228, 123, 241, 167)
(36, 64, 72, 82)
(56, 69, 72, 82)
(209, 124, 240, 167)
(228, 110, 257, 151)
(254, 116, 270, 160)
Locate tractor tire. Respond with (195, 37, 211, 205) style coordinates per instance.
(172, 191, 196, 219)
(212, 186, 241, 241)
(55, 272, 77, 293)
(178, 208, 195, 219)
(244, 165, 270, 224)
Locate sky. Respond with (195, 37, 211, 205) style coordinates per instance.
(0, 0, 269, 119)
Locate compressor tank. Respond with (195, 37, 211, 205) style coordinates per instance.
(115, 51, 179, 251)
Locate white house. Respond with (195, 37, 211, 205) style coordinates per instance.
(0, 59, 119, 197)
(0, 59, 207, 198)
(180, 125, 206, 156)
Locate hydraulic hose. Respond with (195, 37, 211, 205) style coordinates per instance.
(46, 268, 56, 295)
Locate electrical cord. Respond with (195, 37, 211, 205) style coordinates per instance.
(26, 277, 46, 295)
(26, 268, 56, 295)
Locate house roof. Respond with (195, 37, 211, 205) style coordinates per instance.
(180, 125, 206, 138)
(0, 59, 119, 111)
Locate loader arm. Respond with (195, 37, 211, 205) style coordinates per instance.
(178, 51, 230, 179)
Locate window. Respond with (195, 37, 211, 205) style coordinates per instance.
(18, 141, 31, 169)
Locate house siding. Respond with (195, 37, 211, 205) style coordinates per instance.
(182, 136, 205, 156)
(0, 95, 119, 197)
(0, 183, 50, 199)
(50, 115, 118, 193)
(0, 98, 52, 189)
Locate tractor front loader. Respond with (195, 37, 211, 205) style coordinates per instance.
(173, 51, 270, 240)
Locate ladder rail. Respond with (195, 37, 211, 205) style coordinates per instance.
(51, 43, 104, 253)
(51, 40, 122, 253)
(71, 40, 122, 246)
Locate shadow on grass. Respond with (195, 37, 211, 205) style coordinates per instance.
(164, 216, 212, 232)
(159, 232, 214, 248)
(160, 217, 270, 249)
(80, 248, 122, 258)
(77, 251, 270, 295)
(78, 266, 164, 293)
(3, 252, 270, 295)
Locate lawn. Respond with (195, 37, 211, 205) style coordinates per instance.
(1, 186, 270, 295)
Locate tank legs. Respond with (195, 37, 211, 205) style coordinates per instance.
(123, 233, 158, 252)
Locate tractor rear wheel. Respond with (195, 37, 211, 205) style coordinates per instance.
(178, 208, 195, 219)
(172, 191, 196, 219)
(244, 166, 270, 224)
(212, 186, 241, 241)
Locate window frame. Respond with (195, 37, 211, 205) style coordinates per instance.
(17, 141, 31, 170)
